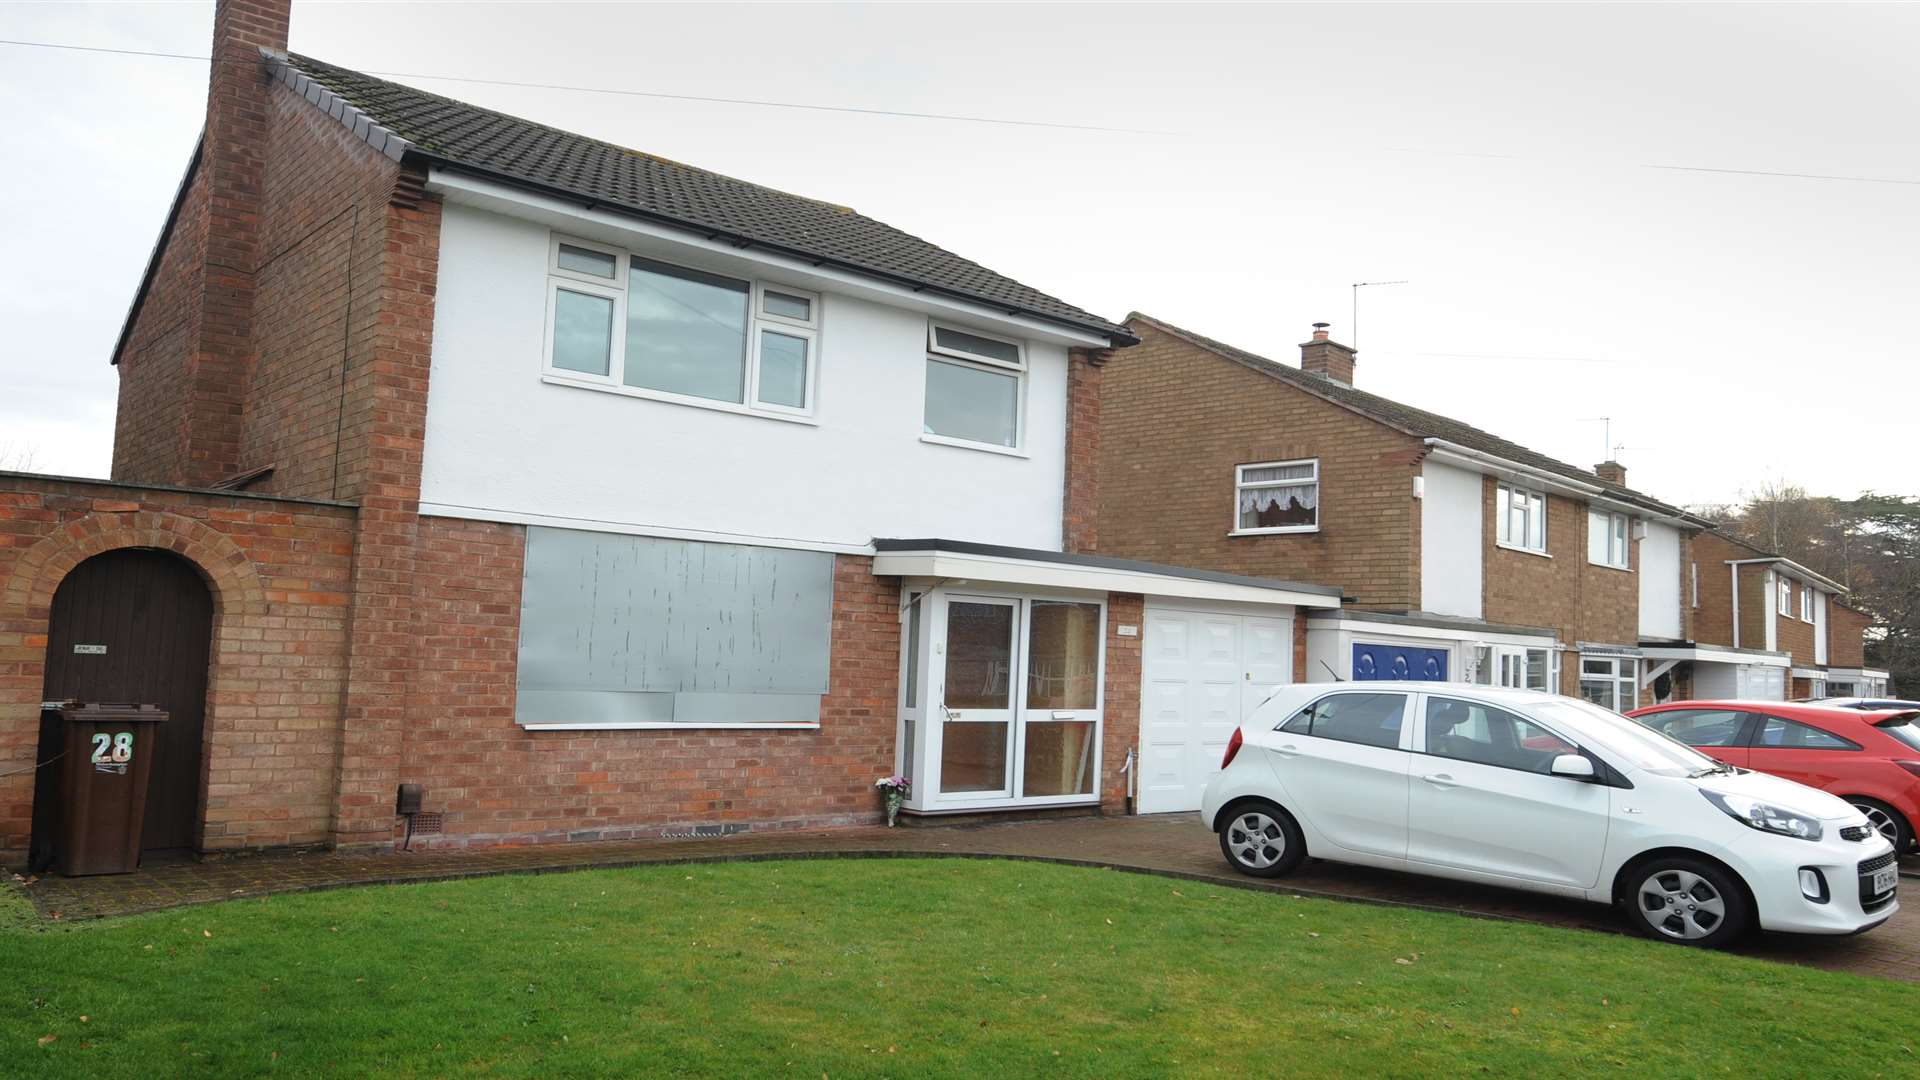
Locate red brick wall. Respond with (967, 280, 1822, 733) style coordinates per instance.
(1775, 582, 1816, 666)
(112, 155, 206, 485)
(0, 476, 354, 860)
(1099, 593, 1143, 811)
(1097, 320, 1423, 608)
(1062, 348, 1106, 554)
(1737, 565, 1769, 652)
(1831, 604, 1870, 669)
(390, 532, 904, 845)
(1691, 532, 1740, 647)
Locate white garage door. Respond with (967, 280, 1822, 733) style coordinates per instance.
(1139, 606, 1293, 815)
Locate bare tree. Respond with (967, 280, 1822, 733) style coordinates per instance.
(0, 441, 41, 474)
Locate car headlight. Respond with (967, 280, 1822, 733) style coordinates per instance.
(1701, 789, 1823, 842)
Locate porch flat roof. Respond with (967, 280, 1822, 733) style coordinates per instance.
(1639, 642, 1793, 668)
(870, 539, 1343, 609)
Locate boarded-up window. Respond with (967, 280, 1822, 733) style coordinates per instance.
(515, 527, 834, 727)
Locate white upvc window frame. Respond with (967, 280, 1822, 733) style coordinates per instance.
(1778, 576, 1793, 616)
(1587, 509, 1631, 570)
(1497, 482, 1549, 555)
(1800, 584, 1815, 623)
(1690, 562, 1699, 608)
(1232, 458, 1321, 536)
(1578, 654, 1638, 712)
(542, 233, 823, 422)
(1483, 643, 1558, 692)
(921, 321, 1028, 455)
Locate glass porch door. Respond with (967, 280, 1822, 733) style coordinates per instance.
(939, 597, 1017, 797)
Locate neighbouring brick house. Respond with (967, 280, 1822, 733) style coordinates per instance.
(1684, 530, 1887, 700)
(1, 0, 1344, 863)
(1096, 314, 1714, 762)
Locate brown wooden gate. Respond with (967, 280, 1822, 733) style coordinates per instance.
(40, 549, 213, 852)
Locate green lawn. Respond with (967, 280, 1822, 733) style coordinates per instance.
(1, 858, 1914, 1078)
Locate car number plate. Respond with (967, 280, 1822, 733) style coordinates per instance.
(1873, 867, 1898, 896)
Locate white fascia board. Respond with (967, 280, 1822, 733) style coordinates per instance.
(1641, 645, 1793, 668)
(1306, 616, 1554, 648)
(1723, 557, 1847, 595)
(428, 169, 1111, 349)
(1422, 440, 1689, 524)
(870, 550, 1342, 608)
(1790, 666, 1828, 679)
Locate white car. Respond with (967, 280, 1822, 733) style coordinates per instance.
(1200, 682, 1898, 946)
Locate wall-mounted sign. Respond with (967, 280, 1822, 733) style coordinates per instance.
(73, 644, 108, 655)
(1116, 625, 1140, 638)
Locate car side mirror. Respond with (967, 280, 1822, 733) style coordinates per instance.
(1550, 754, 1596, 780)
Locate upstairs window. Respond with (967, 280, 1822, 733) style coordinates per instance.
(1235, 459, 1320, 533)
(1587, 510, 1630, 570)
(1800, 586, 1815, 623)
(544, 235, 820, 418)
(1778, 577, 1792, 616)
(1497, 483, 1548, 553)
(923, 322, 1024, 450)
(1691, 562, 1699, 608)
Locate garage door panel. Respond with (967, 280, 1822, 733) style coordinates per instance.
(1140, 607, 1293, 815)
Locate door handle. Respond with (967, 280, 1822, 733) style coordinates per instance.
(1421, 773, 1458, 788)
(1271, 743, 1301, 758)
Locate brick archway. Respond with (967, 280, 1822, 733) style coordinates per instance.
(0, 510, 272, 858)
(2, 510, 268, 620)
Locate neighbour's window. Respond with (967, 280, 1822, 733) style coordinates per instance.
(924, 322, 1024, 449)
(1778, 578, 1792, 616)
(1497, 483, 1548, 553)
(1800, 587, 1815, 623)
(1587, 510, 1630, 570)
(1235, 459, 1320, 533)
(1492, 646, 1555, 691)
(1639, 708, 1750, 748)
(544, 234, 821, 416)
(1424, 697, 1577, 775)
(1578, 655, 1638, 712)
(1690, 562, 1699, 608)
(1278, 693, 1407, 750)
(1755, 716, 1858, 751)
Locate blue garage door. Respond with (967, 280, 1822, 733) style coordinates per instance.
(1352, 643, 1449, 681)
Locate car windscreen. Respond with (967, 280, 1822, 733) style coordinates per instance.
(1534, 699, 1721, 777)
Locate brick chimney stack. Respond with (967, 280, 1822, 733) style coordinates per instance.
(1299, 322, 1357, 385)
(1594, 460, 1627, 487)
(179, 0, 291, 484)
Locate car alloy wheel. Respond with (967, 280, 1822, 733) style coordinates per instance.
(1849, 800, 1905, 848)
(1227, 810, 1287, 870)
(1637, 868, 1727, 941)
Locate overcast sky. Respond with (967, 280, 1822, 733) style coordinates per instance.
(3, 1, 1915, 506)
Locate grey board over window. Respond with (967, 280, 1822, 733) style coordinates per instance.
(515, 526, 835, 727)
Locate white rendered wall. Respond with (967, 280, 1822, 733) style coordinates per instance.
(1638, 522, 1683, 640)
(420, 202, 1072, 551)
(1419, 460, 1484, 618)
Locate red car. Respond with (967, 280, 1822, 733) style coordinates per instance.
(1628, 700, 1920, 853)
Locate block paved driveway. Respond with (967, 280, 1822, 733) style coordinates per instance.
(13, 814, 1918, 983)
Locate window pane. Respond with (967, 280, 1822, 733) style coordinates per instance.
(551, 289, 614, 376)
(1302, 693, 1406, 749)
(757, 330, 809, 409)
(944, 602, 1012, 709)
(1525, 649, 1550, 691)
(1643, 709, 1748, 747)
(1757, 717, 1853, 750)
(1241, 463, 1314, 484)
(1472, 645, 1494, 685)
(624, 257, 749, 402)
(1497, 487, 1513, 544)
(940, 722, 1009, 793)
(925, 358, 1018, 447)
(1527, 494, 1546, 550)
(1426, 698, 1576, 774)
(1027, 601, 1101, 709)
(1239, 481, 1318, 530)
(764, 290, 812, 321)
(902, 718, 916, 782)
(557, 243, 617, 279)
(1579, 678, 1616, 709)
(1022, 720, 1096, 796)
(903, 596, 922, 709)
(933, 325, 1021, 366)
(1588, 512, 1609, 565)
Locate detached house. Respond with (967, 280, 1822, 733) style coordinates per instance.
(0, 0, 1347, 862)
(1096, 315, 1710, 802)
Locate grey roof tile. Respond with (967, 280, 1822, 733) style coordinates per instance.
(282, 53, 1129, 341)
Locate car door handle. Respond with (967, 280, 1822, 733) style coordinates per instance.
(1421, 773, 1458, 788)
(1271, 743, 1302, 758)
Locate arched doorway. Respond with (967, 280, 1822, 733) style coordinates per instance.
(39, 548, 214, 853)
